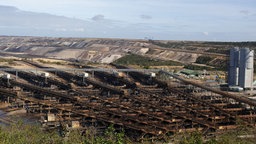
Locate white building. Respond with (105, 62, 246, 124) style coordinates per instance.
(238, 48, 254, 89)
(228, 47, 240, 86)
(228, 47, 254, 89)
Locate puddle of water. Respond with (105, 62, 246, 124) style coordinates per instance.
(0, 110, 7, 119)
(0, 110, 8, 126)
(0, 110, 4, 116)
(0, 109, 39, 126)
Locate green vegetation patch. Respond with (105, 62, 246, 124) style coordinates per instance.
(149, 40, 188, 49)
(194, 56, 228, 71)
(184, 64, 214, 71)
(0, 121, 256, 143)
(202, 41, 256, 47)
(114, 54, 183, 67)
(0, 122, 129, 144)
(149, 40, 256, 54)
(37, 59, 65, 65)
(0, 121, 63, 144)
(205, 48, 229, 54)
(195, 56, 214, 64)
(180, 69, 201, 76)
(0, 58, 14, 62)
(0, 58, 16, 65)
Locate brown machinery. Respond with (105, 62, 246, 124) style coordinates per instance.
(0, 62, 255, 140)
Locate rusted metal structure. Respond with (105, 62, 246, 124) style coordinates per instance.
(0, 62, 256, 140)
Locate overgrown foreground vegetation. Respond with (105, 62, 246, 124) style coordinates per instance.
(0, 121, 256, 144)
(0, 122, 128, 144)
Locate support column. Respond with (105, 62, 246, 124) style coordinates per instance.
(92, 71, 95, 78)
(40, 105, 43, 113)
(16, 71, 18, 80)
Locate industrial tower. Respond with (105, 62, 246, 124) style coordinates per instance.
(228, 47, 254, 89)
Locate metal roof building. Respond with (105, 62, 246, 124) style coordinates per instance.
(228, 47, 254, 89)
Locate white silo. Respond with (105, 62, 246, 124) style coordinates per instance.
(238, 48, 254, 89)
(228, 47, 240, 86)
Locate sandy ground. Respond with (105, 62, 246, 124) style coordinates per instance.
(47, 49, 86, 59)
(0, 102, 39, 125)
(0, 102, 26, 115)
(6, 109, 27, 116)
(0, 102, 10, 109)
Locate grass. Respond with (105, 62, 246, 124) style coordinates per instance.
(0, 121, 255, 144)
(149, 40, 256, 54)
(37, 59, 65, 65)
(0, 122, 129, 144)
(0, 58, 16, 65)
(114, 54, 183, 68)
(195, 56, 214, 64)
(184, 64, 214, 71)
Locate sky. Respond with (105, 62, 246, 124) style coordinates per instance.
(0, 0, 255, 41)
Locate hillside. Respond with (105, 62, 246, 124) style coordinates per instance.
(0, 36, 255, 69)
(0, 36, 201, 64)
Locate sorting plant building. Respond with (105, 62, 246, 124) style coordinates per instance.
(1, 60, 256, 140)
(228, 47, 254, 89)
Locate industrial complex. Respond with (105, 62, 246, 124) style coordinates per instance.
(0, 59, 255, 140)
(228, 47, 254, 90)
(0, 37, 256, 141)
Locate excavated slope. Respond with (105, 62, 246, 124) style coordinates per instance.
(0, 36, 203, 63)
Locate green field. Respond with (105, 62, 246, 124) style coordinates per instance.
(113, 54, 183, 68)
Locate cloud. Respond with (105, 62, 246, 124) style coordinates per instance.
(55, 28, 85, 32)
(240, 10, 249, 15)
(73, 28, 85, 32)
(203, 32, 209, 36)
(92, 14, 105, 21)
(140, 15, 152, 20)
(55, 28, 67, 32)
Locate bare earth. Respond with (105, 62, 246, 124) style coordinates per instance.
(0, 36, 202, 64)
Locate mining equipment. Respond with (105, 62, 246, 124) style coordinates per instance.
(0, 62, 256, 141)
